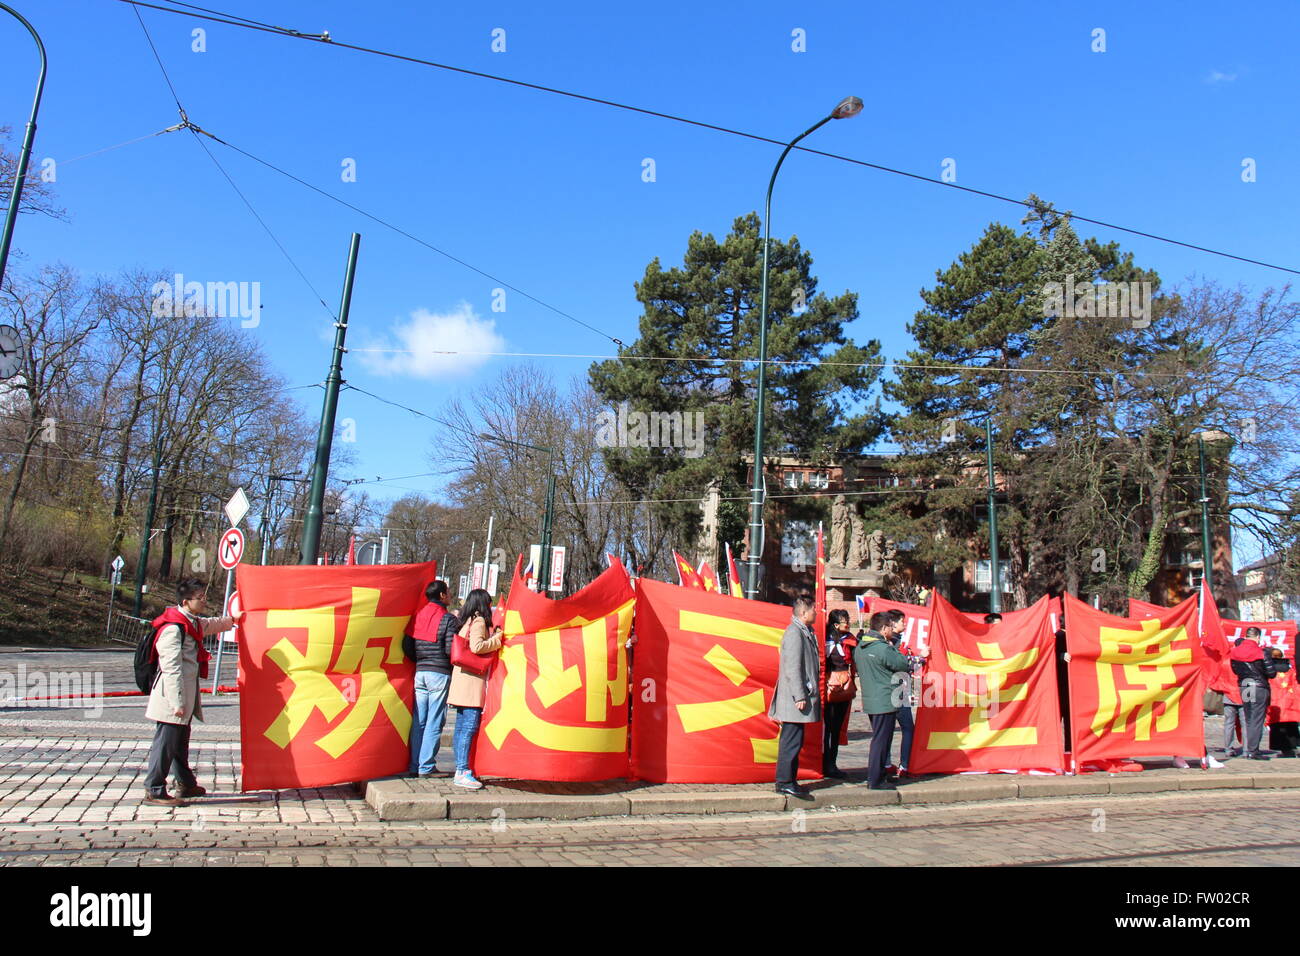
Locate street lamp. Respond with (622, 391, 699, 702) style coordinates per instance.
(0, 3, 46, 293)
(745, 95, 862, 599)
(479, 432, 557, 592)
(1196, 427, 1232, 593)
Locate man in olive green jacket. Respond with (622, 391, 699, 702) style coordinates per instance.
(853, 612, 911, 790)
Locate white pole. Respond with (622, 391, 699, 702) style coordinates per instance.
(482, 514, 495, 594)
(212, 568, 233, 694)
(380, 529, 390, 565)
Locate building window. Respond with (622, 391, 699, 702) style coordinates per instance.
(783, 471, 801, 489)
(974, 560, 1011, 594)
(808, 472, 828, 489)
(781, 521, 816, 567)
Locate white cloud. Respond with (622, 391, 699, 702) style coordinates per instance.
(1206, 70, 1237, 84)
(356, 302, 506, 380)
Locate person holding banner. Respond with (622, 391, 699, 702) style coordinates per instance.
(142, 579, 233, 807)
(402, 580, 455, 777)
(769, 595, 821, 799)
(1231, 627, 1279, 760)
(885, 608, 919, 779)
(448, 589, 504, 789)
(854, 611, 911, 790)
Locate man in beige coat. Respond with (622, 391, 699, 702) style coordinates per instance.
(143, 578, 233, 807)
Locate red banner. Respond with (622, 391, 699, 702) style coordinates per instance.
(911, 593, 1063, 773)
(473, 558, 635, 782)
(864, 596, 1063, 657)
(1065, 593, 1206, 763)
(630, 579, 822, 783)
(236, 562, 435, 791)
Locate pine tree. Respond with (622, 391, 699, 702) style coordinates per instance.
(589, 212, 884, 559)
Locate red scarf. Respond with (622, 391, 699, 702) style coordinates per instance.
(409, 602, 447, 642)
(1231, 638, 1264, 663)
(152, 607, 212, 679)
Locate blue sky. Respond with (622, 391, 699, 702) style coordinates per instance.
(4, 1, 1297, 548)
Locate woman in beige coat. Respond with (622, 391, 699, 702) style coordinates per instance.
(447, 588, 502, 790)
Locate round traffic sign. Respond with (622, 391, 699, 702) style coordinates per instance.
(228, 590, 243, 619)
(218, 527, 245, 570)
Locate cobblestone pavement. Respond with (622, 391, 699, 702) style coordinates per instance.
(3, 648, 1297, 866)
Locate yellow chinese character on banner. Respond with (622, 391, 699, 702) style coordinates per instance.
(1091, 620, 1192, 740)
(483, 601, 633, 753)
(927, 642, 1039, 750)
(263, 587, 410, 756)
(672, 610, 785, 763)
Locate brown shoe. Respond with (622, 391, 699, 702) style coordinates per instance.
(142, 793, 188, 807)
(175, 785, 207, 798)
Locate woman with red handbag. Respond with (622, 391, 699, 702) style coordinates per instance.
(447, 588, 504, 790)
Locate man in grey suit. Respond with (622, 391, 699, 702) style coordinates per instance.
(768, 594, 821, 799)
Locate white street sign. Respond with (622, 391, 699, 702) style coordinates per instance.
(487, 563, 500, 596)
(548, 546, 566, 593)
(458, 575, 469, 600)
(218, 527, 246, 570)
(471, 562, 484, 590)
(224, 487, 250, 527)
(111, 555, 125, 573)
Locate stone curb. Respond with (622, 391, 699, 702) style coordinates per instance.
(362, 771, 1300, 821)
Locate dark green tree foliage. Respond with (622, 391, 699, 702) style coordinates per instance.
(879, 197, 1168, 604)
(590, 213, 884, 553)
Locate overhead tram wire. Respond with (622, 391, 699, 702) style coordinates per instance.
(130, 7, 338, 319)
(344, 346, 1196, 382)
(193, 132, 624, 346)
(113, 0, 1300, 277)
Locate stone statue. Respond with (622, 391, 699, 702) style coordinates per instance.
(848, 508, 869, 569)
(869, 529, 888, 573)
(830, 495, 851, 567)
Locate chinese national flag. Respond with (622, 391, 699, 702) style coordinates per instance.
(1065, 592, 1206, 763)
(673, 551, 704, 590)
(726, 543, 745, 598)
(473, 557, 635, 782)
(910, 593, 1063, 774)
(630, 578, 822, 783)
(698, 561, 721, 592)
(235, 562, 435, 791)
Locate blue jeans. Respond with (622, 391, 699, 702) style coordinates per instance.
(452, 706, 482, 774)
(409, 671, 451, 775)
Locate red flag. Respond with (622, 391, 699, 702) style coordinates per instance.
(673, 551, 704, 590)
(473, 557, 635, 781)
(910, 593, 1063, 773)
(1269, 667, 1300, 724)
(726, 543, 744, 598)
(630, 578, 822, 783)
(1196, 584, 1238, 700)
(698, 561, 720, 592)
(235, 562, 435, 791)
(1064, 592, 1206, 763)
(346, 535, 356, 565)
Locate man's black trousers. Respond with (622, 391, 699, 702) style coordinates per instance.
(144, 720, 198, 796)
(776, 721, 805, 787)
(868, 712, 897, 787)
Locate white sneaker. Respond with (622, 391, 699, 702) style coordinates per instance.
(453, 771, 483, 790)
